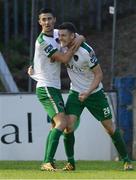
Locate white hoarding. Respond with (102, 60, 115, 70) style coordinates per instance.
(0, 93, 117, 161)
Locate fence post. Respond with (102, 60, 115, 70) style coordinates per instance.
(23, 0, 28, 38)
(132, 90, 136, 160)
(3, 0, 9, 46)
(96, 0, 102, 31)
(14, 0, 18, 37)
(28, 0, 37, 92)
(79, 0, 84, 32)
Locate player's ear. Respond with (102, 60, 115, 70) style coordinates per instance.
(71, 33, 75, 39)
(38, 19, 41, 25)
(38, 15, 41, 25)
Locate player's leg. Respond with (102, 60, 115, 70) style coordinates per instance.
(63, 115, 76, 170)
(63, 90, 83, 171)
(43, 120, 55, 163)
(102, 119, 133, 170)
(45, 112, 66, 163)
(36, 87, 66, 171)
(85, 89, 133, 170)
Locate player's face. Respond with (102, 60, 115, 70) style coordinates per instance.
(39, 13, 56, 33)
(58, 30, 75, 47)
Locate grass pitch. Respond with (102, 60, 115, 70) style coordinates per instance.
(0, 160, 136, 179)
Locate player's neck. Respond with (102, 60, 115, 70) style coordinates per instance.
(42, 30, 54, 37)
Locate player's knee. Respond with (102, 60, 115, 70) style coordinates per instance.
(64, 126, 74, 133)
(54, 113, 67, 130)
(55, 118, 67, 130)
(102, 123, 114, 135)
(102, 119, 115, 135)
(105, 127, 115, 135)
(61, 120, 67, 129)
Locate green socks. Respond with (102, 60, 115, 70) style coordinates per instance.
(45, 128, 62, 163)
(63, 132, 75, 166)
(43, 130, 52, 162)
(44, 128, 130, 164)
(111, 128, 130, 162)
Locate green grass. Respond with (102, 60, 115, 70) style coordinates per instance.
(0, 160, 136, 179)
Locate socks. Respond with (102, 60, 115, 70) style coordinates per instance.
(43, 130, 52, 162)
(45, 128, 62, 163)
(111, 128, 130, 162)
(63, 132, 75, 166)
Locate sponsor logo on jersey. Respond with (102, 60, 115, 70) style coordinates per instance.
(90, 55, 98, 64)
(89, 51, 98, 64)
(44, 44, 53, 53)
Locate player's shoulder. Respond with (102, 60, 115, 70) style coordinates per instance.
(36, 33, 52, 48)
(37, 32, 45, 44)
(80, 42, 94, 53)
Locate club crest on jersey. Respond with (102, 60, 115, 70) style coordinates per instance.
(44, 44, 53, 53)
(58, 101, 64, 109)
(74, 55, 78, 61)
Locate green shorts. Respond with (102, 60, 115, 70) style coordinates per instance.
(36, 87, 65, 119)
(65, 89, 112, 121)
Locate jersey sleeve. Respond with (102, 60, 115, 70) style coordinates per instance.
(41, 41, 58, 57)
(88, 49, 99, 69)
(37, 33, 58, 57)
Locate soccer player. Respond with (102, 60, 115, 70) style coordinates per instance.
(28, 9, 84, 171)
(56, 22, 133, 171)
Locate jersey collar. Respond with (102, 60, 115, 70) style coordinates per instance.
(42, 32, 53, 38)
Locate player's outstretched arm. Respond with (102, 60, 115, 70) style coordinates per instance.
(51, 45, 76, 63)
(51, 35, 85, 63)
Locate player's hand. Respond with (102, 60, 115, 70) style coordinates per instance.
(71, 35, 85, 51)
(27, 65, 34, 75)
(79, 92, 90, 102)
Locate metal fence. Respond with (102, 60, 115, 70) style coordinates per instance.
(0, 0, 136, 46)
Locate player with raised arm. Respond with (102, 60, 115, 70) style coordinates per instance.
(28, 9, 84, 171)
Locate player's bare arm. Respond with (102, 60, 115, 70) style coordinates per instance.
(70, 34, 85, 50)
(51, 45, 77, 63)
(51, 35, 85, 63)
(79, 64, 103, 102)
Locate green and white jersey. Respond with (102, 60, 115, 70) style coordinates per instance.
(66, 42, 103, 93)
(30, 29, 61, 89)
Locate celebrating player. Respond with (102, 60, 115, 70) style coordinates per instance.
(28, 8, 84, 171)
(56, 22, 133, 171)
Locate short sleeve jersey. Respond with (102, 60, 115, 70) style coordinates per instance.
(31, 29, 61, 89)
(67, 42, 103, 93)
